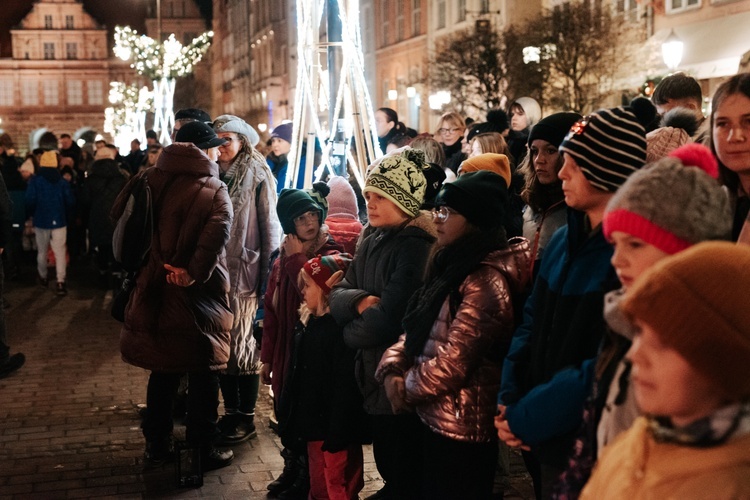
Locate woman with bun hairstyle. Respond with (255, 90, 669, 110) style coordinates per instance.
(709, 72, 750, 241)
(377, 171, 531, 500)
(518, 112, 582, 274)
(375, 107, 406, 154)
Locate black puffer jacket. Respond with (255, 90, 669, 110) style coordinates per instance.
(80, 159, 129, 247)
(116, 144, 234, 373)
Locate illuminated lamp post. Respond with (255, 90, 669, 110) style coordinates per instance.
(662, 29, 684, 71)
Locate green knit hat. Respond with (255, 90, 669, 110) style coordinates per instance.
(276, 188, 323, 235)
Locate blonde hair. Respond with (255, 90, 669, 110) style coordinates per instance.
(471, 132, 513, 161)
(436, 112, 466, 134)
(297, 269, 330, 322)
(410, 135, 445, 166)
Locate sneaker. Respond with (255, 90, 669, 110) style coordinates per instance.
(38, 274, 48, 288)
(56, 282, 67, 296)
(202, 446, 234, 471)
(0, 353, 25, 379)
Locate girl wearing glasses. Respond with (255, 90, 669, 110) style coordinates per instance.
(436, 111, 468, 175)
(376, 170, 532, 499)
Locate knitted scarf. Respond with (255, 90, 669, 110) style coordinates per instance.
(403, 229, 507, 357)
(222, 148, 267, 203)
(649, 400, 750, 447)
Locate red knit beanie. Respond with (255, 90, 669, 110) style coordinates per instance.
(302, 253, 353, 294)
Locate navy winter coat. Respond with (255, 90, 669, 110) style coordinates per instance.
(25, 168, 75, 229)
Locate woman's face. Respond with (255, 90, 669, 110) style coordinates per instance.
(438, 121, 464, 147)
(217, 132, 242, 163)
(628, 321, 724, 427)
(609, 232, 670, 290)
(375, 110, 395, 138)
(433, 206, 469, 247)
(530, 139, 562, 185)
(712, 92, 750, 179)
(469, 139, 483, 158)
(510, 105, 528, 132)
(365, 191, 409, 228)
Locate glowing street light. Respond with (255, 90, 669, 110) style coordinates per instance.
(662, 30, 684, 70)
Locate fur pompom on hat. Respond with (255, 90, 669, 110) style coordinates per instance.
(364, 149, 427, 217)
(645, 107, 699, 163)
(326, 176, 359, 220)
(458, 153, 511, 187)
(560, 97, 656, 192)
(622, 241, 750, 400)
(603, 143, 730, 254)
(302, 253, 353, 294)
(276, 188, 325, 235)
(435, 170, 509, 230)
(307, 182, 330, 221)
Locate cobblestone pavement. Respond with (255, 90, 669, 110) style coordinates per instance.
(0, 261, 533, 499)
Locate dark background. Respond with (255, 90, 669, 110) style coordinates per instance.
(0, 0, 212, 58)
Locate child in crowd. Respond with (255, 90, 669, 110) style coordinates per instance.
(324, 176, 363, 255)
(279, 253, 369, 500)
(261, 186, 343, 498)
(553, 143, 733, 497)
(581, 241, 750, 498)
(330, 149, 436, 500)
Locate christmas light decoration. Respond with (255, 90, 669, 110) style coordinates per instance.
(104, 82, 153, 155)
(288, 0, 379, 189)
(113, 26, 212, 144)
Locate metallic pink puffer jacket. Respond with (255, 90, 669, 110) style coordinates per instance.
(376, 238, 531, 443)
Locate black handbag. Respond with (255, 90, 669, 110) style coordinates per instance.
(111, 274, 136, 322)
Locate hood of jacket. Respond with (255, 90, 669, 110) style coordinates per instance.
(158, 143, 219, 178)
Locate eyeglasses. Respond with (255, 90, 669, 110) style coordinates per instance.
(293, 211, 319, 226)
(438, 127, 462, 135)
(431, 206, 456, 223)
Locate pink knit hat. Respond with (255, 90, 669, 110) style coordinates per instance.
(326, 176, 359, 220)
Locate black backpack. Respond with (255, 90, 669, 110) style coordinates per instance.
(112, 172, 154, 273)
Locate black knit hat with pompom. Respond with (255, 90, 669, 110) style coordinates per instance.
(560, 97, 656, 192)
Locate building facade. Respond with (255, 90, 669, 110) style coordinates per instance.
(0, 0, 132, 152)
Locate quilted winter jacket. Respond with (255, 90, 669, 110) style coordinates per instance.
(116, 143, 234, 373)
(376, 239, 532, 443)
(330, 213, 436, 415)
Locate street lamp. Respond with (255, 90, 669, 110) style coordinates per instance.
(662, 30, 684, 70)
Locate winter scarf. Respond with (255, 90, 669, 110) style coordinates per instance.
(649, 400, 750, 447)
(403, 229, 508, 357)
(222, 148, 268, 202)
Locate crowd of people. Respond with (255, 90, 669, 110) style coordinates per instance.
(1, 70, 750, 500)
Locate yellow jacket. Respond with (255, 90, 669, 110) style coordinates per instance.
(581, 417, 750, 499)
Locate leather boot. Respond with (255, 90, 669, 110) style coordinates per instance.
(267, 448, 297, 495)
(143, 437, 174, 470)
(277, 454, 310, 500)
(217, 412, 256, 445)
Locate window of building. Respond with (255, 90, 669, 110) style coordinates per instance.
(65, 15, 74, 29)
(412, 0, 422, 36)
(44, 15, 53, 29)
(43, 80, 58, 105)
(87, 80, 103, 105)
(66, 43, 77, 60)
(67, 80, 83, 105)
(44, 43, 55, 60)
(381, 1, 390, 47)
(480, 0, 490, 13)
(666, 0, 700, 12)
(614, 0, 639, 22)
(396, 0, 404, 41)
(437, 0, 447, 29)
(458, 0, 467, 22)
(22, 81, 38, 106)
(0, 81, 14, 106)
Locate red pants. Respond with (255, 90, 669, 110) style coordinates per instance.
(307, 441, 364, 500)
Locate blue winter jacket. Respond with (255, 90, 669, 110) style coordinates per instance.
(26, 169, 75, 229)
(498, 209, 619, 467)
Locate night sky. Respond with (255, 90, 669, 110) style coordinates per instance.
(0, 0, 212, 57)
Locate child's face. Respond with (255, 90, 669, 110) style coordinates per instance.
(365, 191, 409, 228)
(301, 275, 323, 314)
(628, 321, 724, 427)
(293, 211, 321, 241)
(609, 232, 670, 290)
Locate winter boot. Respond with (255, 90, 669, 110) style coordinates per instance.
(267, 448, 298, 495)
(217, 412, 256, 445)
(143, 438, 175, 470)
(276, 454, 310, 500)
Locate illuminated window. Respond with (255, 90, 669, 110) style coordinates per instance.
(22, 81, 39, 106)
(87, 81, 103, 105)
(43, 80, 58, 105)
(67, 80, 83, 105)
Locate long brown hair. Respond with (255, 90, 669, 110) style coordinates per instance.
(518, 144, 565, 213)
(710, 73, 750, 194)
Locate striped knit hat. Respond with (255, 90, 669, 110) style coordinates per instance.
(560, 97, 656, 192)
(364, 149, 427, 217)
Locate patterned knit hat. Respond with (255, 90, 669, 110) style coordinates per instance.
(327, 176, 359, 220)
(560, 97, 656, 192)
(302, 253, 353, 294)
(276, 188, 324, 235)
(603, 143, 731, 254)
(364, 149, 427, 217)
(622, 241, 750, 399)
(458, 153, 511, 187)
